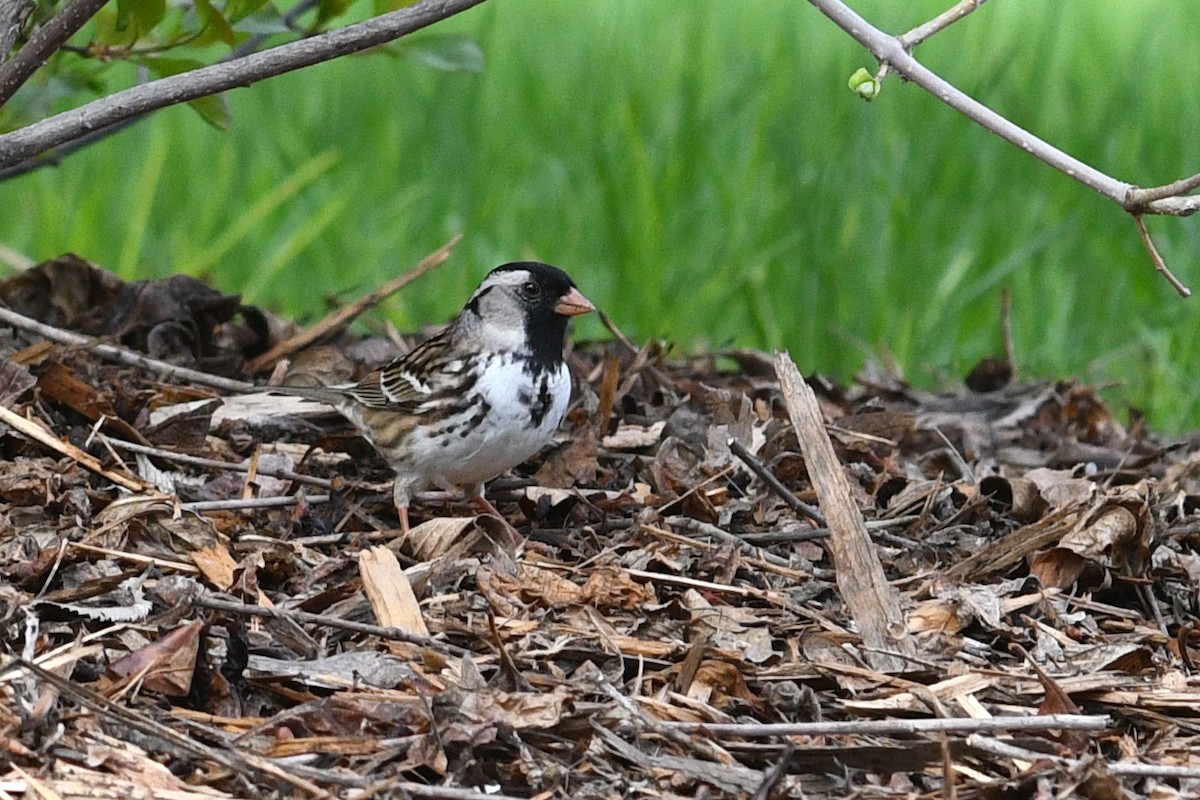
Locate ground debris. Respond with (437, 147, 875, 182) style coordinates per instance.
(2, 267, 1200, 798)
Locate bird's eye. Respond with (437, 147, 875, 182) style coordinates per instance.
(521, 281, 541, 298)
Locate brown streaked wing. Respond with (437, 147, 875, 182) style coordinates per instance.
(346, 328, 453, 411)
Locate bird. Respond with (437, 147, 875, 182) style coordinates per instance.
(269, 262, 594, 535)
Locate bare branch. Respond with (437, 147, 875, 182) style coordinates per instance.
(1135, 214, 1190, 298)
(897, 0, 990, 50)
(0, 0, 322, 180)
(0, 0, 35, 68)
(807, 0, 1200, 218)
(1128, 172, 1200, 207)
(0, 0, 486, 171)
(0, 0, 109, 107)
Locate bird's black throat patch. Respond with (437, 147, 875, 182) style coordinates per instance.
(523, 312, 569, 374)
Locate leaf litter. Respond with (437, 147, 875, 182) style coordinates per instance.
(1, 254, 1200, 798)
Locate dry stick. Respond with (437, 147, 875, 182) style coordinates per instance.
(245, 234, 461, 373)
(0, 657, 335, 799)
(1134, 214, 1190, 297)
(727, 437, 827, 526)
(774, 351, 916, 671)
(966, 734, 1200, 780)
(191, 595, 471, 657)
(0, 404, 154, 492)
(1001, 286, 1016, 379)
(750, 741, 796, 800)
(597, 309, 639, 355)
(181, 494, 331, 513)
(103, 435, 337, 489)
(0, 305, 254, 393)
(659, 517, 804, 571)
(737, 516, 922, 545)
(660, 714, 1109, 738)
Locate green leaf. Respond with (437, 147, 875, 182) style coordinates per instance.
(315, 0, 354, 28)
(401, 35, 483, 73)
(117, 0, 166, 35)
(231, 12, 291, 36)
(139, 56, 206, 77)
(138, 56, 233, 127)
(225, 0, 272, 25)
(186, 93, 232, 130)
(372, 0, 418, 14)
(91, 6, 130, 46)
(194, 0, 236, 45)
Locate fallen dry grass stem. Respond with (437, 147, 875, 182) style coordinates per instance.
(192, 595, 469, 657)
(244, 234, 461, 373)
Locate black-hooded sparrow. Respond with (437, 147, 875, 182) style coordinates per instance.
(272, 262, 594, 533)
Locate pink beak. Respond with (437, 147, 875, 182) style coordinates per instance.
(554, 287, 596, 317)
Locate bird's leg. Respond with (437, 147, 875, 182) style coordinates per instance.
(466, 483, 522, 539)
(393, 479, 411, 536)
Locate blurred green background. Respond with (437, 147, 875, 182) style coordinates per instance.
(3, 0, 1200, 429)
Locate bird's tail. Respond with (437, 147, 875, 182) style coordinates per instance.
(267, 384, 349, 407)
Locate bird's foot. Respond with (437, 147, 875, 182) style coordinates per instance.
(471, 494, 523, 541)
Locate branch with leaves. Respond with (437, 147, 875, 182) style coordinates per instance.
(815, 0, 1197, 296)
(0, 0, 485, 174)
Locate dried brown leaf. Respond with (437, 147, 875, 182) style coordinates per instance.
(110, 619, 203, 696)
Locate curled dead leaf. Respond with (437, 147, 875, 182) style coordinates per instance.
(399, 515, 509, 562)
(110, 619, 204, 696)
(580, 566, 655, 611)
(1058, 505, 1138, 566)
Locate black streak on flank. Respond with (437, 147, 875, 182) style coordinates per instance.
(460, 399, 491, 437)
(529, 376, 553, 427)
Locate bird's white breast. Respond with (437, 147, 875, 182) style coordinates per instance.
(408, 354, 571, 487)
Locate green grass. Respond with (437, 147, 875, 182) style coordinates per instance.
(5, 0, 1200, 431)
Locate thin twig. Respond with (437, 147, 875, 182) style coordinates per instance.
(728, 437, 827, 526)
(661, 516, 800, 570)
(736, 515, 921, 545)
(191, 595, 471, 657)
(0, 404, 154, 492)
(180, 494, 331, 513)
(897, 0, 990, 50)
(966, 734, 1200, 779)
(244, 234, 461, 372)
(0, 658, 335, 799)
(597, 309, 639, 355)
(0, 304, 254, 393)
(660, 714, 1110, 738)
(103, 435, 336, 490)
(1134, 213, 1190, 297)
(1127, 172, 1200, 207)
(1001, 286, 1016, 379)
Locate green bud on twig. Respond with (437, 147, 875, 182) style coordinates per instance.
(848, 67, 880, 101)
